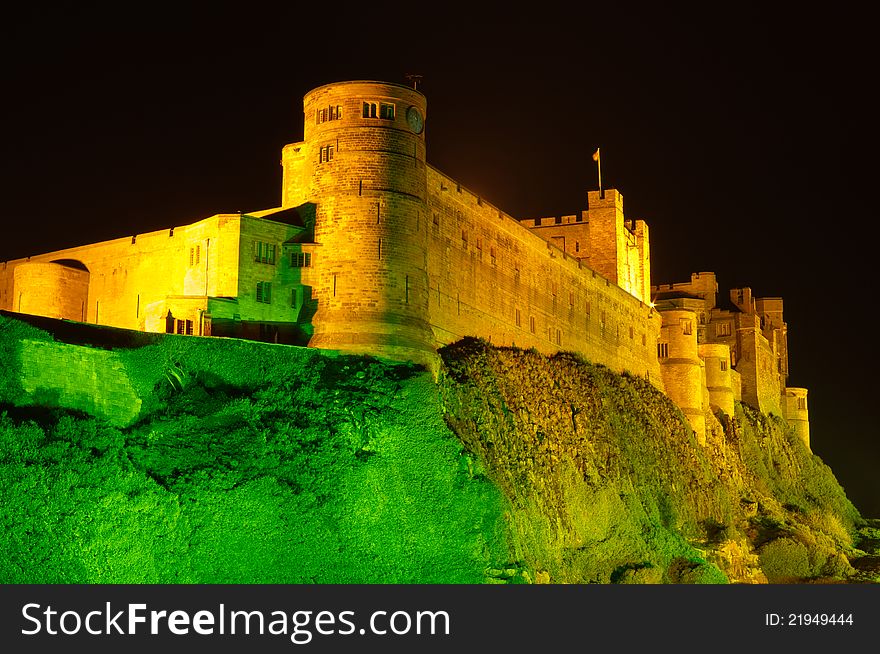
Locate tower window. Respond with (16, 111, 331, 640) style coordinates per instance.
(316, 105, 342, 123)
(680, 318, 693, 335)
(255, 241, 276, 265)
(256, 281, 272, 304)
(319, 144, 335, 163)
(721, 360, 728, 371)
(379, 103, 395, 119)
(556, 329, 562, 346)
(529, 316, 536, 334)
(363, 102, 377, 118)
(715, 322, 731, 337)
(189, 245, 200, 266)
(515, 308, 521, 327)
(658, 342, 669, 359)
(797, 397, 806, 410)
(291, 252, 312, 268)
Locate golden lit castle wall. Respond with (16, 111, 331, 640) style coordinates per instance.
(783, 387, 810, 449)
(699, 342, 735, 416)
(657, 307, 705, 443)
(583, 190, 650, 303)
(233, 215, 311, 325)
(733, 311, 783, 417)
(283, 81, 436, 365)
(0, 215, 243, 334)
(425, 167, 663, 386)
(521, 213, 591, 263)
(12, 262, 89, 320)
(755, 297, 788, 378)
(526, 192, 651, 304)
(633, 219, 651, 305)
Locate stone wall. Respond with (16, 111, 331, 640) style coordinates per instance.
(17, 339, 141, 426)
(425, 166, 663, 386)
(0, 215, 244, 334)
(12, 262, 89, 320)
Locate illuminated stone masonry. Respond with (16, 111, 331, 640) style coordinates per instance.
(0, 80, 807, 447)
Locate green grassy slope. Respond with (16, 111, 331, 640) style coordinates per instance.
(0, 317, 869, 583)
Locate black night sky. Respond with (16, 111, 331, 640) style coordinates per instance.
(2, 7, 877, 515)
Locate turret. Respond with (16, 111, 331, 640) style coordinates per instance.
(657, 305, 706, 444)
(280, 81, 435, 365)
(783, 387, 810, 449)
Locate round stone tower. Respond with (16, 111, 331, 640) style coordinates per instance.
(289, 81, 435, 365)
(783, 387, 810, 450)
(658, 308, 706, 444)
(699, 342, 735, 417)
(13, 261, 89, 321)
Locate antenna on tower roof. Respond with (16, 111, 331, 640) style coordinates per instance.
(405, 73, 423, 90)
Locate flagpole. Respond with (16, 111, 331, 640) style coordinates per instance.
(592, 147, 602, 198)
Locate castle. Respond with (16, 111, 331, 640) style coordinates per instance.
(0, 80, 808, 447)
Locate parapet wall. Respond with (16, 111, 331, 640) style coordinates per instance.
(425, 166, 663, 386)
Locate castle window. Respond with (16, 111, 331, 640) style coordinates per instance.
(575, 241, 580, 253)
(291, 252, 312, 268)
(797, 397, 806, 410)
(379, 103, 395, 120)
(721, 360, 728, 371)
(476, 238, 482, 250)
(529, 316, 536, 334)
(255, 241, 276, 265)
(490, 246, 496, 265)
(629, 326, 634, 339)
(329, 105, 341, 120)
(569, 291, 574, 307)
(316, 108, 326, 124)
(175, 319, 193, 335)
(189, 245, 200, 266)
(292, 287, 303, 309)
(515, 308, 521, 327)
(556, 329, 562, 346)
(256, 281, 272, 304)
(363, 102, 377, 118)
(715, 322, 731, 337)
(642, 333, 646, 346)
(585, 300, 591, 315)
(680, 318, 693, 335)
(554, 216, 562, 225)
(658, 343, 669, 359)
(319, 144, 335, 163)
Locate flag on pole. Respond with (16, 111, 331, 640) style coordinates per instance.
(592, 148, 600, 162)
(592, 147, 602, 196)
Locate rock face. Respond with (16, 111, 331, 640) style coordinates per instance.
(0, 315, 870, 583)
(438, 338, 864, 584)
